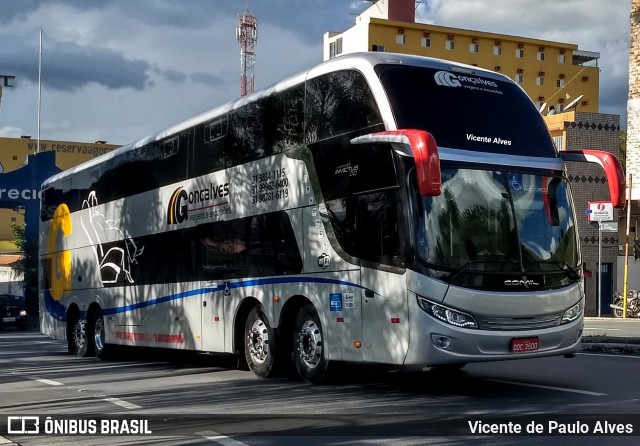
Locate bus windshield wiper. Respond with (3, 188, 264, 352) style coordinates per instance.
(535, 261, 581, 279)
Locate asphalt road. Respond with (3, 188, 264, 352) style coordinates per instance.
(1, 329, 639, 446)
(583, 317, 640, 340)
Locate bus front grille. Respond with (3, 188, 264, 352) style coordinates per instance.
(476, 313, 563, 331)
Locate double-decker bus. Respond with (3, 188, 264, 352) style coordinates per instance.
(40, 52, 624, 384)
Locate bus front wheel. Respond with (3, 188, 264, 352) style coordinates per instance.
(294, 304, 329, 384)
(244, 305, 278, 378)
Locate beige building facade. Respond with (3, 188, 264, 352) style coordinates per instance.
(0, 137, 119, 241)
(325, 0, 600, 116)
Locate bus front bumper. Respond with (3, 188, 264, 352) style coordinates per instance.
(403, 313, 584, 366)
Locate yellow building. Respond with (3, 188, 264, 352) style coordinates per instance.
(0, 137, 119, 243)
(324, 0, 600, 115)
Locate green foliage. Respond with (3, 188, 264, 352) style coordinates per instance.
(8, 223, 38, 316)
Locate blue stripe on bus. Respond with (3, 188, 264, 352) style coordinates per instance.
(43, 276, 372, 322)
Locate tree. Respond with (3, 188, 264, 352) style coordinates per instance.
(10, 222, 38, 316)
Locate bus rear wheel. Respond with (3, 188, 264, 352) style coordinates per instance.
(70, 316, 93, 357)
(244, 305, 278, 378)
(294, 304, 329, 384)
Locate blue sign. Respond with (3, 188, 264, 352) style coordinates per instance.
(329, 293, 343, 312)
(0, 151, 61, 241)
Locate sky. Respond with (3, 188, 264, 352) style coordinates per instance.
(0, 0, 632, 146)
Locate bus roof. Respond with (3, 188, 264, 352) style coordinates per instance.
(42, 52, 514, 188)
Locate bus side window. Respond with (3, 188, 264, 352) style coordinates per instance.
(193, 119, 229, 177)
(196, 212, 302, 280)
(325, 191, 401, 267)
(305, 69, 383, 144)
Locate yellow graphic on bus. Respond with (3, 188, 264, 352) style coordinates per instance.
(47, 203, 72, 300)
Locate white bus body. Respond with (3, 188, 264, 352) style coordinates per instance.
(40, 52, 624, 383)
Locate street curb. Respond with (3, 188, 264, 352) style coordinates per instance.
(580, 341, 640, 355)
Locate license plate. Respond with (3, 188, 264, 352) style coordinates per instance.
(2, 317, 16, 323)
(511, 337, 539, 352)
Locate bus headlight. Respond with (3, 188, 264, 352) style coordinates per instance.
(416, 295, 478, 329)
(561, 301, 583, 324)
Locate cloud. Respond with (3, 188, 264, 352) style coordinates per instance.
(0, 33, 151, 92)
(190, 72, 227, 88)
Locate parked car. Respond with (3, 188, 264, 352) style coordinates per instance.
(0, 294, 27, 330)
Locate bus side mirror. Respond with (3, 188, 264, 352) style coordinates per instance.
(350, 129, 442, 196)
(559, 149, 625, 208)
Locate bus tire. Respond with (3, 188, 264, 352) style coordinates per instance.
(71, 316, 92, 357)
(294, 304, 329, 384)
(93, 309, 111, 359)
(244, 305, 278, 378)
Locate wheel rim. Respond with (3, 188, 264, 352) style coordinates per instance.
(247, 319, 269, 364)
(297, 320, 323, 369)
(94, 317, 105, 352)
(73, 319, 86, 351)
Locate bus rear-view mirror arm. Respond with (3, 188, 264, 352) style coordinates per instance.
(559, 149, 626, 208)
(350, 129, 442, 197)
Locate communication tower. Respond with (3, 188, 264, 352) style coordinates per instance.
(236, 8, 258, 96)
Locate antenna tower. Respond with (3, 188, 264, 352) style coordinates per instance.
(236, 7, 258, 96)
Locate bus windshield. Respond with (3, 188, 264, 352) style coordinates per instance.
(414, 167, 580, 290)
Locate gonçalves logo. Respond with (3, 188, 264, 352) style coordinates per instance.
(434, 71, 462, 87)
(434, 71, 499, 89)
(167, 182, 230, 225)
(167, 187, 189, 224)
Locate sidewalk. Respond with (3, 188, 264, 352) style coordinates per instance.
(581, 316, 640, 355)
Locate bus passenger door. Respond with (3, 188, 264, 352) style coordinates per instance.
(200, 283, 226, 352)
(356, 190, 409, 365)
(361, 269, 409, 365)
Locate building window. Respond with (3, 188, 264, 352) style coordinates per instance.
(537, 51, 545, 61)
(421, 37, 431, 48)
(516, 48, 524, 58)
(515, 74, 524, 84)
(557, 79, 565, 88)
(11, 217, 16, 222)
(446, 40, 455, 50)
(470, 43, 479, 53)
(372, 44, 385, 52)
(558, 54, 566, 64)
(493, 45, 502, 56)
(536, 76, 544, 86)
(396, 34, 406, 44)
(329, 38, 343, 59)
(553, 135, 564, 150)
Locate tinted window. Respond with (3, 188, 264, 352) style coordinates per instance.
(305, 70, 383, 143)
(196, 212, 302, 279)
(192, 117, 230, 177)
(376, 65, 556, 157)
(325, 191, 403, 268)
(310, 138, 398, 201)
(227, 85, 304, 166)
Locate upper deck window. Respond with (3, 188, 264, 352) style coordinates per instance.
(375, 64, 556, 157)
